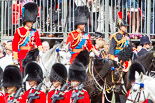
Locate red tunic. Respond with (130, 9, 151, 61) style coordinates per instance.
(48, 90, 66, 103)
(12, 26, 42, 72)
(0, 92, 24, 103)
(66, 30, 94, 64)
(64, 89, 91, 103)
(22, 88, 46, 103)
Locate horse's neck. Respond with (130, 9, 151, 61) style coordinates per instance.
(143, 75, 155, 102)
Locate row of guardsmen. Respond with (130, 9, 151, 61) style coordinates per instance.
(0, 61, 90, 103)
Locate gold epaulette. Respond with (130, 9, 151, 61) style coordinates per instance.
(18, 27, 30, 46)
(69, 31, 81, 47)
(111, 32, 126, 46)
(110, 32, 118, 40)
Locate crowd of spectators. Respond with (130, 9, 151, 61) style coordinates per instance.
(0, 40, 50, 71)
(1, 0, 155, 38)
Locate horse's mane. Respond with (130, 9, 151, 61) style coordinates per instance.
(138, 51, 154, 71)
(128, 61, 146, 82)
(22, 48, 39, 68)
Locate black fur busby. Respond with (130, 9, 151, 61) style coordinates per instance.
(74, 6, 89, 27)
(22, 2, 38, 25)
(73, 50, 89, 66)
(117, 44, 133, 64)
(69, 62, 86, 82)
(3, 65, 22, 88)
(22, 48, 39, 69)
(50, 63, 67, 84)
(24, 61, 43, 83)
(128, 61, 145, 82)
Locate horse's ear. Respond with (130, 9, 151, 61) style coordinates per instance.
(128, 61, 145, 82)
(131, 53, 138, 62)
(140, 72, 144, 82)
(135, 71, 140, 81)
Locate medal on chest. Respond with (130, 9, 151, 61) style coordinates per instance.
(81, 34, 89, 40)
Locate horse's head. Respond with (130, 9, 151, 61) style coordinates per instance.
(56, 42, 71, 65)
(94, 58, 124, 93)
(126, 72, 148, 103)
(22, 48, 39, 69)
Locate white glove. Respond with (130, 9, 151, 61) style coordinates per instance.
(13, 59, 19, 65)
(89, 52, 95, 58)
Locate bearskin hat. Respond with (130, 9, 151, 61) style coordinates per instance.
(74, 6, 89, 27)
(3, 65, 22, 88)
(50, 63, 67, 84)
(69, 62, 86, 82)
(24, 61, 43, 83)
(22, 48, 39, 68)
(22, 2, 38, 25)
(73, 50, 89, 66)
(128, 61, 145, 82)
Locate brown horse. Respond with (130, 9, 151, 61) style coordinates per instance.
(83, 57, 131, 103)
(74, 45, 134, 103)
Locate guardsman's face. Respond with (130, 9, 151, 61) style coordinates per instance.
(7, 86, 17, 94)
(77, 24, 86, 31)
(71, 80, 80, 88)
(25, 22, 34, 28)
(28, 80, 37, 88)
(52, 81, 62, 88)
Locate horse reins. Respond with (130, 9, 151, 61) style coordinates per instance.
(88, 57, 104, 91)
(89, 58, 126, 93)
(127, 83, 146, 103)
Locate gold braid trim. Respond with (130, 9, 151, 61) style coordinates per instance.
(18, 28, 28, 38)
(18, 28, 30, 46)
(111, 33, 126, 49)
(70, 32, 81, 47)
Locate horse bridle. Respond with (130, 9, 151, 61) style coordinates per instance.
(127, 82, 146, 103)
(56, 48, 70, 65)
(89, 58, 126, 93)
(104, 62, 126, 93)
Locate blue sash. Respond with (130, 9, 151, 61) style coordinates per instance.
(71, 33, 88, 55)
(114, 40, 129, 55)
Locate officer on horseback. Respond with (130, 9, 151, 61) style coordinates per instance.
(66, 6, 99, 64)
(109, 18, 131, 61)
(137, 35, 151, 56)
(12, 2, 42, 72)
